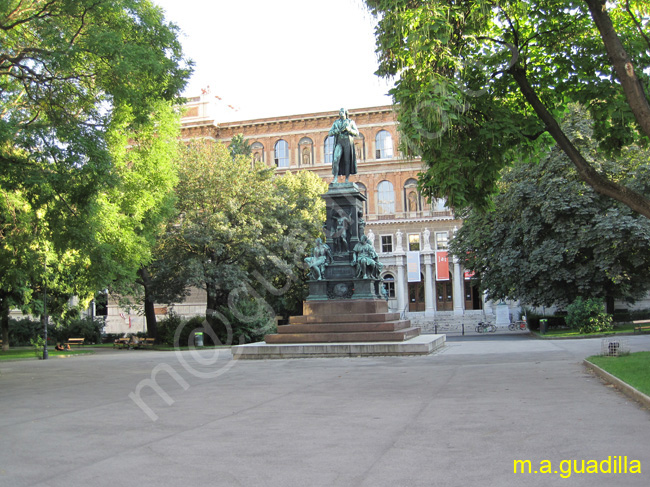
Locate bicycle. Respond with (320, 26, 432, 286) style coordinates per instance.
(475, 321, 497, 333)
(508, 320, 528, 331)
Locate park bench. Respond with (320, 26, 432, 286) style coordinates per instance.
(66, 338, 85, 347)
(113, 337, 130, 349)
(633, 319, 650, 334)
(134, 338, 155, 349)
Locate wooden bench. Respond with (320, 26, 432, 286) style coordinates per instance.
(138, 338, 155, 348)
(633, 319, 650, 334)
(113, 337, 130, 349)
(66, 338, 85, 347)
(131, 337, 155, 349)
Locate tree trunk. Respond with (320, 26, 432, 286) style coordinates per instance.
(585, 0, 650, 139)
(509, 64, 650, 220)
(137, 267, 158, 341)
(206, 286, 228, 343)
(1, 294, 10, 351)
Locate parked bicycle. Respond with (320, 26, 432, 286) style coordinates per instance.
(475, 321, 497, 333)
(508, 320, 528, 331)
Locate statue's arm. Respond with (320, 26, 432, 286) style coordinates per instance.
(348, 120, 359, 137)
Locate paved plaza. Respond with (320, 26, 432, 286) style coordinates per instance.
(1, 334, 649, 487)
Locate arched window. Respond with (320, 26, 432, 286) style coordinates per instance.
(250, 141, 264, 163)
(324, 135, 335, 164)
(377, 180, 395, 215)
(375, 130, 394, 159)
(299, 137, 313, 166)
(382, 273, 396, 298)
(404, 178, 421, 212)
(274, 140, 289, 168)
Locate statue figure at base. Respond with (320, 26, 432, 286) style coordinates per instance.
(332, 209, 352, 253)
(305, 238, 332, 280)
(351, 235, 383, 279)
(329, 108, 359, 183)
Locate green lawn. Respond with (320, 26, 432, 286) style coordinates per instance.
(586, 352, 650, 396)
(534, 322, 638, 338)
(0, 348, 94, 361)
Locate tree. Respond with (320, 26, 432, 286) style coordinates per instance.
(449, 105, 650, 311)
(228, 134, 252, 159)
(160, 139, 326, 343)
(101, 100, 182, 340)
(365, 1, 650, 216)
(0, 0, 191, 348)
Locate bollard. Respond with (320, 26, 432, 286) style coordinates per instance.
(462, 323, 465, 336)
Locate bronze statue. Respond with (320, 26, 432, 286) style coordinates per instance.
(332, 209, 352, 253)
(305, 238, 332, 280)
(351, 235, 383, 279)
(329, 108, 359, 183)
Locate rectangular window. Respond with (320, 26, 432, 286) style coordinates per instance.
(436, 232, 449, 250)
(381, 235, 393, 253)
(408, 234, 420, 251)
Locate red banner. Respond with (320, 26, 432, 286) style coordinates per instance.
(464, 270, 475, 280)
(436, 251, 449, 281)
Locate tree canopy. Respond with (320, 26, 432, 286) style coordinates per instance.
(365, 0, 650, 216)
(0, 0, 191, 348)
(155, 140, 327, 343)
(449, 105, 650, 309)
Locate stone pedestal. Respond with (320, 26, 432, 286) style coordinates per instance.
(265, 299, 420, 344)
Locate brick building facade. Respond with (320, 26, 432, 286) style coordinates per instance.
(176, 94, 494, 332)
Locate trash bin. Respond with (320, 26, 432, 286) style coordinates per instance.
(194, 331, 204, 347)
(539, 318, 548, 334)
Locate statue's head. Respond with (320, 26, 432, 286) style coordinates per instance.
(315, 237, 322, 245)
(360, 235, 368, 244)
(339, 108, 348, 119)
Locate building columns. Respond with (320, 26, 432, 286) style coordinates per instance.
(423, 252, 435, 316)
(452, 255, 464, 315)
(395, 253, 407, 314)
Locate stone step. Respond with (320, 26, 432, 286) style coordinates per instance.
(232, 334, 446, 359)
(265, 327, 421, 344)
(289, 312, 401, 325)
(278, 320, 412, 334)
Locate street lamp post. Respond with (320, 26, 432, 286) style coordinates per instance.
(43, 262, 48, 360)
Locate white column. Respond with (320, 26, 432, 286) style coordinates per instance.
(423, 253, 435, 316)
(395, 254, 407, 314)
(452, 256, 464, 315)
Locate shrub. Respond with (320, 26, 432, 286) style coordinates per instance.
(156, 312, 185, 347)
(214, 300, 276, 345)
(57, 317, 104, 344)
(566, 297, 613, 334)
(8, 318, 45, 346)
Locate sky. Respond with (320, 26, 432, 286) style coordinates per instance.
(152, 0, 394, 122)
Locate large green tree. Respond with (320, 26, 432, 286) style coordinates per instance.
(0, 0, 190, 348)
(449, 106, 650, 310)
(365, 0, 650, 216)
(160, 140, 326, 343)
